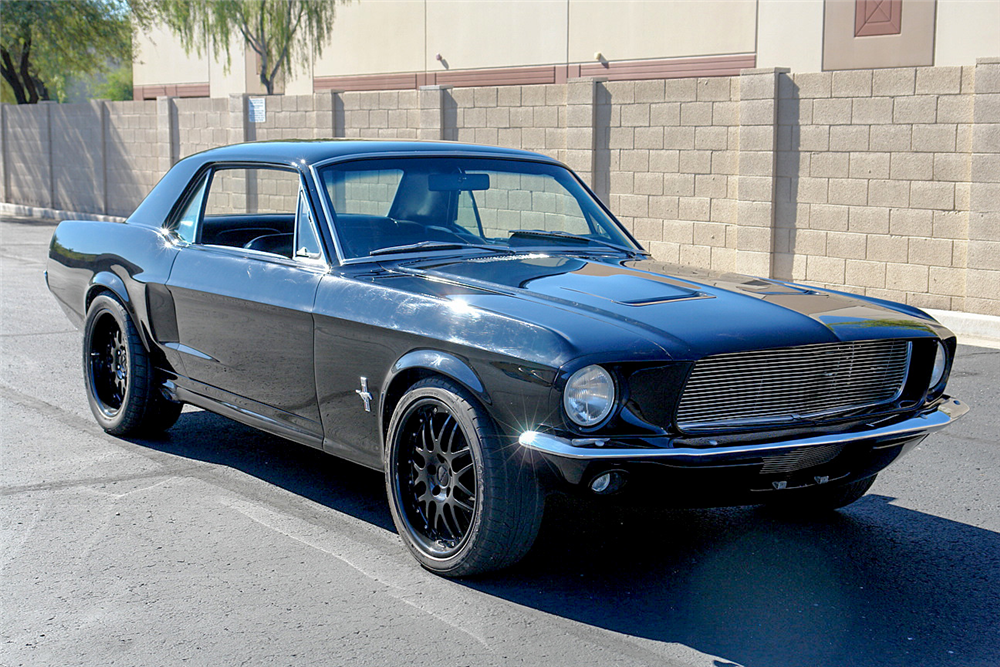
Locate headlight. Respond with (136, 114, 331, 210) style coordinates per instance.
(563, 365, 615, 427)
(929, 341, 947, 389)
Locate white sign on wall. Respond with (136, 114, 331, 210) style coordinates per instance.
(248, 98, 266, 123)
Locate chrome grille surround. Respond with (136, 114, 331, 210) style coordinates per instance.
(676, 340, 912, 432)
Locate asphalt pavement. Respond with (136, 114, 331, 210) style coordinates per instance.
(1, 215, 998, 667)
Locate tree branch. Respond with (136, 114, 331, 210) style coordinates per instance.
(0, 47, 28, 105)
(18, 37, 39, 104)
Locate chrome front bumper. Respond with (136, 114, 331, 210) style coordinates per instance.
(518, 397, 969, 463)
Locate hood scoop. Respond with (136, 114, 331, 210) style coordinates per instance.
(412, 254, 712, 307)
(555, 274, 709, 306)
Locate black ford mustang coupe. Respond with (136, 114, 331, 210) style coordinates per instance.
(47, 140, 968, 576)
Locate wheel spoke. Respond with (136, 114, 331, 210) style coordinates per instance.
(394, 397, 482, 557)
(441, 503, 461, 539)
(454, 477, 474, 497)
(420, 416, 434, 454)
(438, 415, 456, 453)
(451, 496, 474, 514)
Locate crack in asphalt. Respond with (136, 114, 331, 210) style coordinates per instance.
(0, 468, 203, 497)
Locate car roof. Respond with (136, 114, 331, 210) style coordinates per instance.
(178, 139, 560, 168)
(128, 139, 564, 227)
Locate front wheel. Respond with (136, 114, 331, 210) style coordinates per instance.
(385, 377, 543, 577)
(83, 294, 181, 436)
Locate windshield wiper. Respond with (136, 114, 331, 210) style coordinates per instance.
(369, 241, 513, 257)
(508, 230, 644, 257)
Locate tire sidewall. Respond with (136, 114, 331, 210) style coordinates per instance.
(385, 382, 491, 575)
(83, 295, 139, 433)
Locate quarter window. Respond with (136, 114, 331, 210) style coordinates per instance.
(295, 192, 323, 260)
(175, 175, 207, 244)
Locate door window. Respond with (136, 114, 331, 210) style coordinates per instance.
(168, 166, 329, 262)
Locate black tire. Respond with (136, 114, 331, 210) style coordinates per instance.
(385, 377, 543, 577)
(765, 475, 877, 515)
(83, 294, 181, 436)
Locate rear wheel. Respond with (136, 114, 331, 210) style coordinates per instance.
(83, 294, 181, 436)
(385, 377, 543, 577)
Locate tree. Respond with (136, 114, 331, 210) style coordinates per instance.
(1, 0, 133, 104)
(134, 0, 342, 96)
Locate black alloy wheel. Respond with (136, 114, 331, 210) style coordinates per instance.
(89, 313, 129, 417)
(397, 399, 477, 555)
(386, 377, 543, 577)
(83, 294, 182, 436)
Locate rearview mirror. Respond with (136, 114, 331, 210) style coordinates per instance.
(428, 173, 490, 191)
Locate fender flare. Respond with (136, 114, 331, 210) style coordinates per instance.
(87, 271, 131, 309)
(379, 349, 490, 444)
(86, 272, 157, 353)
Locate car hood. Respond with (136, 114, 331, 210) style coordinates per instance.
(392, 253, 951, 360)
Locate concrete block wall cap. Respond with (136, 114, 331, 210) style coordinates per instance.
(976, 57, 1000, 65)
(567, 77, 608, 84)
(325, 89, 345, 94)
(925, 308, 1000, 349)
(0, 202, 126, 223)
(419, 85, 453, 91)
(741, 67, 791, 75)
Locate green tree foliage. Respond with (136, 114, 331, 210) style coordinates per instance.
(1, 0, 133, 104)
(94, 64, 135, 102)
(134, 0, 343, 95)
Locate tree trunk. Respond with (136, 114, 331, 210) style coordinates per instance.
(0, 48, 29, 104)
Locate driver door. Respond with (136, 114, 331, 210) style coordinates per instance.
(164, 165, 327, 442)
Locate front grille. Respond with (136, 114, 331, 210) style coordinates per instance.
(759, 444, 844, 474)
(676, 340, 912, 431)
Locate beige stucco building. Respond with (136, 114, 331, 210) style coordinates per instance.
(133, 0, 1000, 100)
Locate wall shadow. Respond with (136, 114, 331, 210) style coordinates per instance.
(333, 92, 346, 138)
(593, 81, 612, 205)
(773, 72, 801, 282)
(442, 89, 458, 142)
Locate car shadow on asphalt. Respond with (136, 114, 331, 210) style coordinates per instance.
(130, 408, 999, 667)
(127, 407, 395, 532)
(476, 493, 1000, 667)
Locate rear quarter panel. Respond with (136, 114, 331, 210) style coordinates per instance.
(47, 220, 180, 353)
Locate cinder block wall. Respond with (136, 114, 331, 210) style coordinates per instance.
(175, 98, 228, 158)
(774, 66, 978, 313)
(105, 101, 160, 217)
(1, 60, 998, 317)
(598, 77, 743, 273)
(5, 104, 52, 208)
(340, 90, 421, 140)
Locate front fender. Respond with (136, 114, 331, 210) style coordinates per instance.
(379, 349, 489, 442)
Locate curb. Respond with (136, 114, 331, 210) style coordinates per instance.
(925, 309, 1000, 350)
(0, 202, 126, 223)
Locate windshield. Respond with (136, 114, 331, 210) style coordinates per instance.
(315, 157, 639, 259)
